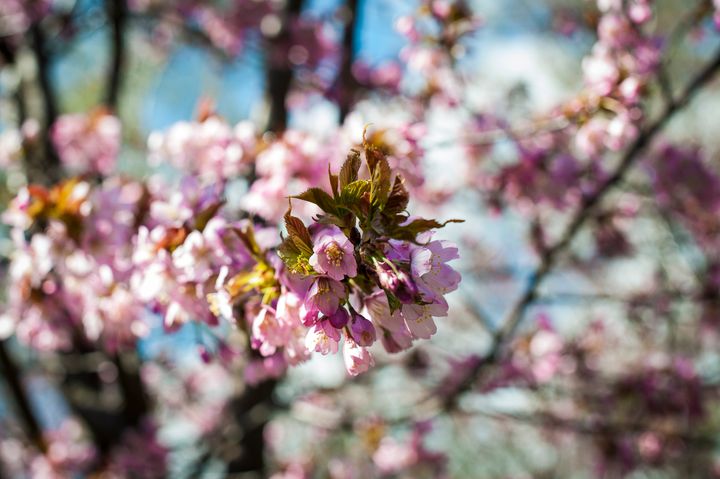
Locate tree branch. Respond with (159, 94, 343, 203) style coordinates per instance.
(444, 46, 720, 409)
(265, 0, 303, 133)
(105, 0, 127, 109)
(337, 0, 359, 122)
(0, 340, 45, 453)
(28, 21, 61, 184)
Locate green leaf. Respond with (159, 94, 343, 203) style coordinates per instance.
(337, 180, 371, 221)
(277, 237, 313, 275)
(339, 150, 361, 188)
(339, 179, 371, 205)
(194, 201, 225, 231)
(384, 176, 409, 215)
(284, 210, 312, 250)
(386, 218, 465, 242)
(385, 290, 402, 314)
(364, 144, 385, 174)
(370, 157, 392, 211)
(328, 163, 339, 198)
(292, 188, 339, 215)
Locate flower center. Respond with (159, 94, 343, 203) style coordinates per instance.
(325, 243, 344, 266)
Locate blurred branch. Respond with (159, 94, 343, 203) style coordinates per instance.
(337, 0, 359, 122)
(0, 38, 15, 64)
(28, 21, 61, 184)
(265, 0, 304, 133)
(105, 0, 127, 109)
(226, 379, 278, 474)
(113, 352, 149, 428)
(0, 340, 45, 453)
(461, 408, 717, 449)
(128, 6, 235, 63)
(442, 45, 720, 410)
(533, 289, 712, 305)
(422, 116, 570, 151)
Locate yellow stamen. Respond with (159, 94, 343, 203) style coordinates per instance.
(325, 243, 344, 266)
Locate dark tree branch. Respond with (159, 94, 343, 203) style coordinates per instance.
(28, 21, 61, 184)
(0, 341, 45, 453)
(337, 0, 359, 122)
(464, 408, 717, 449)
(443, 46, 720, 410)
(265, 0, 304, 133)
(105, 0, 128, 108)
(226, 379, 278, 474)
(266, 67, 293, 133)
(0, 38, 16, 65)
(113, 352, 149, 428)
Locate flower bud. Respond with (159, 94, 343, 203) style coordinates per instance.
(349, 311, 376, 347)
(327, 307, 350, 329)
(376, 260, 418, 304)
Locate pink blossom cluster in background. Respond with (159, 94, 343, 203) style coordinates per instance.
(51, 109, 122, 176)
(2, 124, 461, 380)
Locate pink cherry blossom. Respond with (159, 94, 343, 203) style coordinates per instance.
(309, 225, 357, 281)
(304, 277, 345, 317)
(51, 110, 121, 175)
(342, 339, 374, 376)
(305, 319, 341, 355)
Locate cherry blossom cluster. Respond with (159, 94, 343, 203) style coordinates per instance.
(127, 0, 272, 56)
(1, 121, 461, 381)
(266, 404, 447, 479)
(393, 0, 482, 106)
(0, 0, 51, 45)
(148, 112, 256, 184)
(593, 358, 704, 474)
(463, 0, 663, 215)
(1, 177, 148, 351)
(51, 109, 122, 176)
(0, 417, 167, 479)
(129, 0, 337, 71)
(207, 140, 461, 377)
(147, 111, 439, 221)
(646, 143, 720, 255)
(575, 0, 660, 158)
(148, 114, 339, 224)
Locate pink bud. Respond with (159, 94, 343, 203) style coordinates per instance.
(349, 311, 376, 347)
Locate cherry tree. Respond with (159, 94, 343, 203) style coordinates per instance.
(1, 0, 720, 477)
